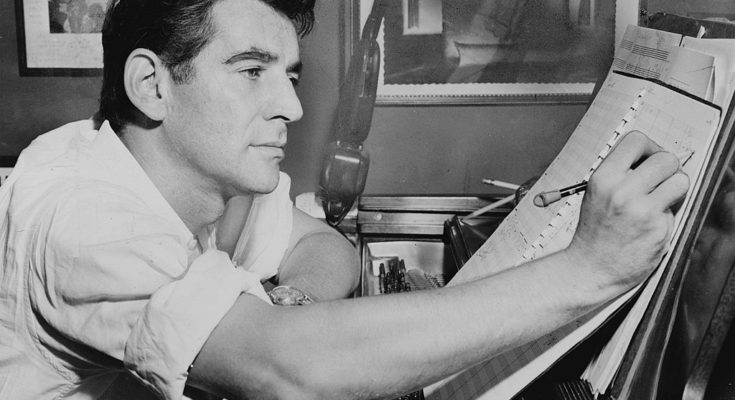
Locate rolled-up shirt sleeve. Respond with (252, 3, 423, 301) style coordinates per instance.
(27, 184, 269, 400)
(124, 249, 269, 399)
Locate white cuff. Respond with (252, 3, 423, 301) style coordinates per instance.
(124, 249, 270, 400)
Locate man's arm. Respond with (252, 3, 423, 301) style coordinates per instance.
(215, 195, 359, 301)
(273, 207, 361, 301)
(188, 132, 689, 400)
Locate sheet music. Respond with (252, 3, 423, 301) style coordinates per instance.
(613, 25, 716, 101)
(441, 82, 642, 281)
(425, 71, 721, 399)
(612, 25, 684, 80)
(581, 35, 735, 398)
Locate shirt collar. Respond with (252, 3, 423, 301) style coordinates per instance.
(91, 121, 195, 245)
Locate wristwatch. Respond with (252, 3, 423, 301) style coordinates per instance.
(268, 285, 314, 306)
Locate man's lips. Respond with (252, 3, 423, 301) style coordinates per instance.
(252, 143, 286, 158)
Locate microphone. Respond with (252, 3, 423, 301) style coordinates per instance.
(319, 0, 385, 225)
(319, 140, 370, 225)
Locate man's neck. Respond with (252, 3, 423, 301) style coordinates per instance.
(119, 125, 225, 234)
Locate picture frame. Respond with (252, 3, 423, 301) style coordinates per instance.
(641, 0, 735, 22)
(349, 0, 641, 105)
(15, 0, 109, 76)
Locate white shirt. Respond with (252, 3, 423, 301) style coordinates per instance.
(0, 120, 293, 399)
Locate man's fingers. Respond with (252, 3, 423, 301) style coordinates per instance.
(625, 150, 682, 196)
(600, 131, 663, 175)
(596, 131, 688, 203)
(648, 171, 690, 211)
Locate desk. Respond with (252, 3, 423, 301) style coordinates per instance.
(351, 195, 510, 298)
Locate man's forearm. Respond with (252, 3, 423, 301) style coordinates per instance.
(281, 248, 622, 398)
(275, 230, 360, 301)
(191, 246, 624, 400)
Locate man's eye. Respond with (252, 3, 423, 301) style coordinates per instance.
(240, 68, 262, 78)
(289, 76, 300, 86)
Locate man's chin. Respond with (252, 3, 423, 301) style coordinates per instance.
(235, 175, 280, 196)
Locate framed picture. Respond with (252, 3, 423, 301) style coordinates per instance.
(15, 0, 110, 76)
(643, 0, 735, 22)
(350, 0, 641, 105)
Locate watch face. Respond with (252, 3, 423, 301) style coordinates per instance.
(269, 286, 313, 306)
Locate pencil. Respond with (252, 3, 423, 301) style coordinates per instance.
(533, 181, 586, 207)
(482, 179, 520, 191)
(533, 150, 695, 208)
(464, 194, 516, 219)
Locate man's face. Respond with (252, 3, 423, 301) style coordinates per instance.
(162, 0, 303, 198)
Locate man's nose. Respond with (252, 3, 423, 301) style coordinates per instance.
(267, 76, 304, 123)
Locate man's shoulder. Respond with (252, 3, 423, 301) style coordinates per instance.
(12, 172, 153, 225)
(11, 119, 125, 200)
(29, 119, 98, 149)
(12, 119, 98, 175)
(18, 178, 184, 252)
(9, 119, 191, 245)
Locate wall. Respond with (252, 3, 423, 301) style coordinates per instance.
(0, 0, 592, 198)
(279, 2, 592, 196)
(0, 1, 101, 157)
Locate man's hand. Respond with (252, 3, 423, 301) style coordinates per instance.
(567, 131, 690, 290)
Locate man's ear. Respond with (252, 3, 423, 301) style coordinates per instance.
(123, 49, 169, 122)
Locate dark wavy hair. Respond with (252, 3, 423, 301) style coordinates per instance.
(95, 0, 315, 132)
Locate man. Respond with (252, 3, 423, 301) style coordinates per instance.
(0, 0, 689, 399)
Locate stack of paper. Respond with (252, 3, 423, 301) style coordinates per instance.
(581, 25, 735, 398)
(424, 24, 730, 400)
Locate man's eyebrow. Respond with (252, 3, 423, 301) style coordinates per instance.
(223, 48, 302, 74)
(223, 48, 277, 65)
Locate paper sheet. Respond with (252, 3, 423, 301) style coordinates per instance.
(580, 33, 735, 398)
(425, 61, 722, 400)
(612, 25, 684, 80)
(613, 25, 716, 101)
(681, 37, 735, 113)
